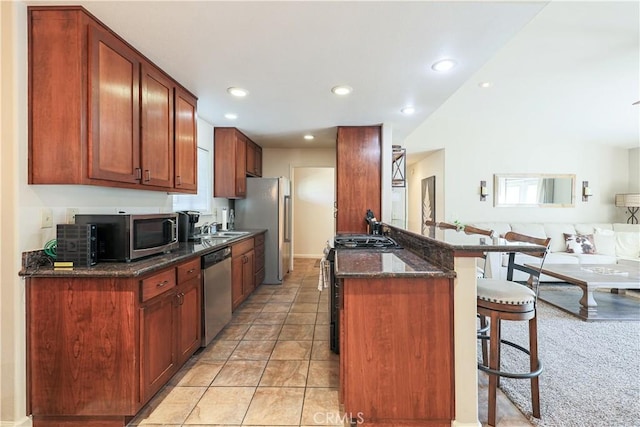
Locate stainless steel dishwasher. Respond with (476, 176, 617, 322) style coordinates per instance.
(201, 246, 232, 347)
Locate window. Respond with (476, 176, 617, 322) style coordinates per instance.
(173, 146, 211, 214)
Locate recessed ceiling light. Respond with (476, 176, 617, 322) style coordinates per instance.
(401, 106, 415, 115)
(478, 82, 493, 88)
(331, 85, 353, 96)
(431, 59, 457, 72)
(227, 87, 249, 97)
(303, 134, 314, 141)
(224, 113, 238, 120)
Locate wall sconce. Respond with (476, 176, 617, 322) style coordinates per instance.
(582, 181, 593, 201)
(480, 180, 488, 201)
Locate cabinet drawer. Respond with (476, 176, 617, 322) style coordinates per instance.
(232, 238, 254, 257)
(255, 233, 265, 246)
(141, 268, 176, 302)
(255, 245, 265, 271)
(177, 258, 201, 283)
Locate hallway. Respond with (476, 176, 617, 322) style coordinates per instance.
(129, 258, 530, 426)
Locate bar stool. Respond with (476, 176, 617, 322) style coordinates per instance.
(476, 231, 551, 426)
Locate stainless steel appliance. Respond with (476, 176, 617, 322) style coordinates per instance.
(326, 234, 401, 353)
(235, 177, 292, 284)
(177, 210, 200, 241)
(75, 213, 178, 262)
(201, 247, 232, 347)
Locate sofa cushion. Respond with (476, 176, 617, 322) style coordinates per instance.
(594, 228, 616, 256)
(612, 223, 640, 233)
(574, 223, 613, 235)
(564, 233, 597, 254)
(569, 253, 617, 264)
(616, 232, 640, 258)
(510, 223, 546, 240)
(544, 223, 578, 253)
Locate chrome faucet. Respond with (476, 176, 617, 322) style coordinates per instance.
(201, 222, 210, 234)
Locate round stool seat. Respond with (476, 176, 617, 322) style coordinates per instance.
(477, 279, 535, 305)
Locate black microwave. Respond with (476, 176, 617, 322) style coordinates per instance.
(74, 213, 179, 262)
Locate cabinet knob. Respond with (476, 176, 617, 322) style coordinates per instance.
(157, 280, 168, 288)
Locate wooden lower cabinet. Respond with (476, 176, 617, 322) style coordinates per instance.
(254, 232, 265, 287)
(231, 237, 255, 310)
(26, 257, 202, 426)
(340, 277, 454, 426)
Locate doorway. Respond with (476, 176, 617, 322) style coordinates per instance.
(291, 167, 335, 258)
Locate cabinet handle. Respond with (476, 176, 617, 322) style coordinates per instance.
(157, 280, 168, 288)
(187, 268, 195, 274)
(176, 175, 182, 186)
(135, 168, 142, 180)
(144, 170, 151, 182)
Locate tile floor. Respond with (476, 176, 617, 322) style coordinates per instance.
(129, 258, 532, 427)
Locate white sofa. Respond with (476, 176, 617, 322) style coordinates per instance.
(469, 222, 640, 282)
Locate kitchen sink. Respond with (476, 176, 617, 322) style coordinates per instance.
(213, 231, 250, 237)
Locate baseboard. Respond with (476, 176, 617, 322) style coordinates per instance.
(0, 416, 32, 427)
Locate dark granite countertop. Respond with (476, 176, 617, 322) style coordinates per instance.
(334, 248, 455, 279)
(19, 229, 266, 278)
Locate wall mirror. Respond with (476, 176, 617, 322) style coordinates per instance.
(494, 174, 576, 207)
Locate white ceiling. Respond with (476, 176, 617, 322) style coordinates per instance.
(29, 1, 639, 156)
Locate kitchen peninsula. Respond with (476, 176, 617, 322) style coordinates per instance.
(336, 225, 547, 427)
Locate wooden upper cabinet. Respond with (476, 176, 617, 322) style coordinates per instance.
(246, 140, 262, 177)
(336, 126, 382, 234)
(141, 62, 174, 188)
(28, 6, 197, 194)
(214, 127, 260, 198)
(174, 88, 198, 193)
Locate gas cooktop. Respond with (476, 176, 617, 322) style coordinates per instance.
(333, 234, 401, 249)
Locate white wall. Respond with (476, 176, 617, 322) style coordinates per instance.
(406, 150, 445, 234)
(261, 147, 336, 178)
(629, 147, 640, 193)
(292, 167, 334, 257)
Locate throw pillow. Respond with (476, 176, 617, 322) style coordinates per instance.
(616, 232, 640, 258)
(564, 233, 597, 254)
(594, 228, 616, 256)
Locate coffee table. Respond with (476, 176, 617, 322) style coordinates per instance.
(526, 263, 640, 321)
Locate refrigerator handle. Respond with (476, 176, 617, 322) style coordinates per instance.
(284, 195, 291, 243)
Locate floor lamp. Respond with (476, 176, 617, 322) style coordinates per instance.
(615, 194, 640, 224)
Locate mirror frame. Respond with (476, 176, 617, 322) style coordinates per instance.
(493, 173, 576, 208)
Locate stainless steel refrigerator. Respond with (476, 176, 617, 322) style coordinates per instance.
(235, 177, 292, 284)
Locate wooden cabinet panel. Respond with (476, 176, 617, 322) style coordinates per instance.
(235, 135, 247, 197)
(254, 232, 265, 288)
(27, 277, 138, 416)
(174, 88, 198, 192)
(141, 268, 176, 302)
(231, 237, 256, 310)
(140, 291, 176, 402)
(88, 24, 140, 184)
(336, 126, 381, 234)
(246, 140, 262, 177)
(243, 250, 255, 295)
(342, 277, 454, 425)
(141, 62, 174, 188)
(232, 255, 245, 309)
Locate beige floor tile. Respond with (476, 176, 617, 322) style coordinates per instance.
(315, 312, 329, 325)
(244, 324, 283, 340)
(307, 360, 339, 388)
(259, 360, 309, 387)
(290, 302, 318, 313)
(183, 386, 255, 425)
(253, 286, 277, 296)
(235, 302, 265, 313)
(295, 293, 320, 303)
(243, 387, 305, 425)
(197, 339, 239, 361)
(273, 287, 299, 296)
(230, 310, 260, 324)
(262, 302, 293, 313)
(271, 340, 313, 360)
(169, 359, 224, 387)
(279, 324, 315, 341)
(285, 312, 317, 325)
(248, 293, 273, 303)
(230, 340, 276, 360)
(254, 311, 288, 325)
(134, 386, 206, 425)
(270, 293, 297, 303)
(217, 323, 250, 340)
(212, 360, 266, 386)
(311, 341, 339, 362)
(300, 387, 341, 426)
(314, 324, 330, 341)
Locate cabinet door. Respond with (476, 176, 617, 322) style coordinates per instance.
(88, 24, 141, 184)
(235, 135, 247, 197)
(243, 250, 255, 295)
(141, 62, 174, 188)
(336, 126, 381, 234)
(232, 255, 245, 310)
(140, 291, 177, 402)
(246, 141, 256, 177)
(255, 145, 263, 177)
(174, 87, 198, 193)
(176, 278, 202, 365)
